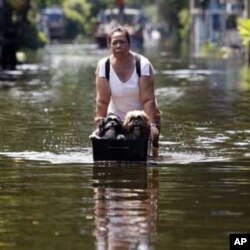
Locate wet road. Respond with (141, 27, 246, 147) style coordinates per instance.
(0, 43, 249, 249)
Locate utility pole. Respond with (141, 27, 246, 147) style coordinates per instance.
(244, 0, 250, 64)
(244, 0, 250, 18)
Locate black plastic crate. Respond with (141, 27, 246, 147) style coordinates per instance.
(91, 138, 150, 162)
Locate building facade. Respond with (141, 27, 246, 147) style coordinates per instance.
(190, 0, 245, 56)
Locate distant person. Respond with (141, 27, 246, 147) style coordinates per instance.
(93, 26, 160, 158)
(1, 26, 18, 70)
(117, 0, 125, 23)
(1, 2, 18, 70)
(130, 15, 144, 50)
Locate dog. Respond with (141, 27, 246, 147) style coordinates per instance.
(123, 110, 151, 139)
(90, 113, 125, 139)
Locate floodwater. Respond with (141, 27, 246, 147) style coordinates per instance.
(0, 43, 249, 250)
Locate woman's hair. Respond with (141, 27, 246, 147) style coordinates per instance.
(107, 26, 131, 46)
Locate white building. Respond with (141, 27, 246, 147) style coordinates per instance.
(190, 0, 244, 56)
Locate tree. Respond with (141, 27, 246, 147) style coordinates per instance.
(63, 0, 92, 37)
(1, 0, 43, 69)
(36, 0, 62, 9)
(157, 0, 188, 41)
(36, 0, 95, 38)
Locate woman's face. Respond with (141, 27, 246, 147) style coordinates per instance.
(109, 31, 130, 55)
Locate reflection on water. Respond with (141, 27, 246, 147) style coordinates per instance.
(93, 165, 158, 249)
(0, 161, 249, 250)
(0, 43, 250, 249)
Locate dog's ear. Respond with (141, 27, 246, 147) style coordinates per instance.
(141, 111, 150, 122)
(123, 113, 131, 128)
(107, 112, 116, 118)
(117, 115, 122, 123)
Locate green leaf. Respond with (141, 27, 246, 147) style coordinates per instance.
(238, 18, 250, 47)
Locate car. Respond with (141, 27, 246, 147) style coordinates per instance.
(40, 6, 66, 39)
(94, 7, 146, 49)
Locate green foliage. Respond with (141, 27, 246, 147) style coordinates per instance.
(19, 23, 44, 49)
(178, 8, 190, 41)
(63, 0, 93, 37)
(38, 31, 49, 45)
(36, 0, 63, 9)
(157, 0, 188, 41)
(2, 1, 45, 50)
(240, 65, 250, 90)
(63, 0, 91, 25)
(199, 42, 233, 58)
(238, 18, 250, 47)
(8, 0, 28, 11)
(159, 0, 188, 20)
(144, 5, 160, 23)
(36, 0, 95, 38)
(6, 0, 189, 47)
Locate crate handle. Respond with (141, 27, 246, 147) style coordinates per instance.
(107, 146, 130, 150)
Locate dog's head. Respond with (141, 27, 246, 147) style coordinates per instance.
(98, 113, 124, 139)
(124, 110, 150, 139)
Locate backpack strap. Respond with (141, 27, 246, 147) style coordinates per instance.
(105, 54, 141, 81)
(105, 57, 110, 81)
(135, 54, 141, 77)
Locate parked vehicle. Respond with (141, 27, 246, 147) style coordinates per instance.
(39, 6, 66, 39)
(94, 8, 146, 49)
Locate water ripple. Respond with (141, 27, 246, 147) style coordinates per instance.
(0, 149, 234, 165)
(0, 149, 93, 164)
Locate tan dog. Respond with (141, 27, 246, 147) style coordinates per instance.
(123, 110, 151, 139)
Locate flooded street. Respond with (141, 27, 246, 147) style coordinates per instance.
(0, 43, 249, 249)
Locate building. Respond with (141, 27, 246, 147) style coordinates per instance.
(190, 0, 245, 56)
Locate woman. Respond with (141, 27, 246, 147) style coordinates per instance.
(94, 26, 160, 158)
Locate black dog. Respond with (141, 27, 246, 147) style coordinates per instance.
(90, 113, 125, 139)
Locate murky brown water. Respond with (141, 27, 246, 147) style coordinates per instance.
(0, 43, 249, 249)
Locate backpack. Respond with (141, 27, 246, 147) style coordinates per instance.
(105, 54, 141, 81)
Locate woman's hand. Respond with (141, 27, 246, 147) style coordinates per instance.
(94, 116, 104, 124)
(89, 117, 105, 139)
(150, 124, 159, 159)
(89, 129, 101, 139)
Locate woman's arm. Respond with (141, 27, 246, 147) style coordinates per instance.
(89, 65, 110, 139)
(95, 67, 111, 122)
(139, 73, 158, 124)
(139, 71, 160, 158)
